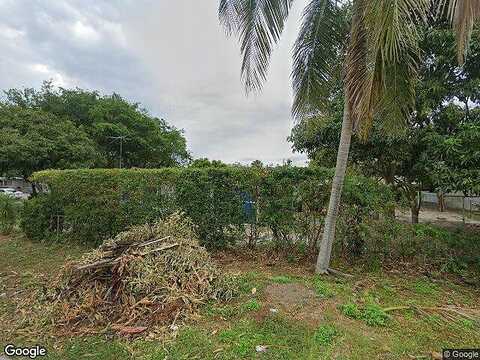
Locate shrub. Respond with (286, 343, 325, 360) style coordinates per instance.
(0, 194, 19, 234)
(21, 194, 63, 242)
(358, 220, 480, 274)
(336, 176, 395, 257)
(24, 166, 392, 248)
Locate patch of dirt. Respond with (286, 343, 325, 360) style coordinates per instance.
(260, 283, 326, 326)
(0, 234, 10, 243)
(213, 250, 314, 277)
(265, 283, 317, 307)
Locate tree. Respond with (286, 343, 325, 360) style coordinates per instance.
(219, 0, 479, 273)
(290, 25, 480, 223)
(2, 82, 190, 169)
(0, 106, 99, 182)
(423, 119, 480, 196)
(189, 158, 227, 168)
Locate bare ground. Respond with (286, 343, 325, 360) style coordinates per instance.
(396, 208, 480, 227)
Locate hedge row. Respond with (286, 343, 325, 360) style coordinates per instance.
(23, 166, 394, 249)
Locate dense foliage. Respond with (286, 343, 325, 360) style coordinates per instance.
(358, 220, 480, 275)
(0, 107, 99, 179)
(290, 26, 480, 220)
(0, 194, 20, 234)
(22, 167, 393, 249)
(0, 82, 190, 178)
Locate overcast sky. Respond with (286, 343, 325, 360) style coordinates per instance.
(0, 0, 309, 165)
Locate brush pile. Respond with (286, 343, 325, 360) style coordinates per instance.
(51, 213, 236, 335)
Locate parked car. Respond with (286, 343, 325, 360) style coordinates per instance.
(0, 188, 16, 197)
(14, 190, 29, 199)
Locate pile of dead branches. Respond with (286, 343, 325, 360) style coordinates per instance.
(50, 213, 236, 335)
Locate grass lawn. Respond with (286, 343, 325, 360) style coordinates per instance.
(1, 233, 479, 359)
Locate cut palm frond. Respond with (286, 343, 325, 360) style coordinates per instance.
(384, 305, 480, 326)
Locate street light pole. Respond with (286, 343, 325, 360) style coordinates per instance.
(106, 136, 127, 169)
(119, 137, 123, 169)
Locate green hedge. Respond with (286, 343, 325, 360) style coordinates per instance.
(0, 194, 22, 234)
(23, 166, 393, 249)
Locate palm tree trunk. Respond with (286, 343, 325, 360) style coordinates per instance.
(315, 99, 352, 274)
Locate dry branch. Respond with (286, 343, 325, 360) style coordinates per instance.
(50, 213, 237, 335)
(383, 305, 480, 324)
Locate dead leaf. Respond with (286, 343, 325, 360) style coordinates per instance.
(112, 325, 147, 335)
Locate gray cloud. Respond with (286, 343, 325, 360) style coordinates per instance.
(0, 0, 308, 165)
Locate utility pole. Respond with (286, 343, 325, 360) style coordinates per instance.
(107, 136, 127, 169)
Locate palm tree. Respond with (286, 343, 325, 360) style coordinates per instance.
(219, 0, 479, 274)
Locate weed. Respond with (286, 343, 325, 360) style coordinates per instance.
(2, 235, 480, 359)
(460, 319, 475, 330)
(286, 253, 297, 263)
(206, 303, 239, 318)
(341, 303, 362, 319)
(0, 195, 20, 234)
(412, 280, 439, 295)
(362, 304, 389, 326)
(233, 271, 261, 293)
(206, 299, 261, 319)
(365, 257, 383, 272)
(242, 299, 261, 312)
(341, 303, 389, 326)
(313, 325, 338, 346)
(313, 276, 335, 298)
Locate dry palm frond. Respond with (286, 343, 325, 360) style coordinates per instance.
(346, 0, 430, 138)
(384, 304, 480, 326)
(49, 213, 237, 335)
(438, 0, 480, 64)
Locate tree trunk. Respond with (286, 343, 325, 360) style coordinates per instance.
(411, 204, 419, 224)
(410, 191, 421, 224)
(437, 192, 446, 212)
(315, 100, 353, 274)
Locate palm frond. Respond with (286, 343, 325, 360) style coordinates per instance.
(219, 0, 240, 34)
(219, 0, 294, 92)
(291, 0, 348, 118)
(346, 0, 430, 138)
(437, 0, 480, 64)
(344, 0, 369, 131)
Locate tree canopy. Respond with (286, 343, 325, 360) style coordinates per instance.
(0, 106, 99, 178)
(0, 82, 190, 177)
(290, 26, 480, 199)
(189, 158, 227, 168)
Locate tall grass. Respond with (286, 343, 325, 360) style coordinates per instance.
(0, 194, 20, 234)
